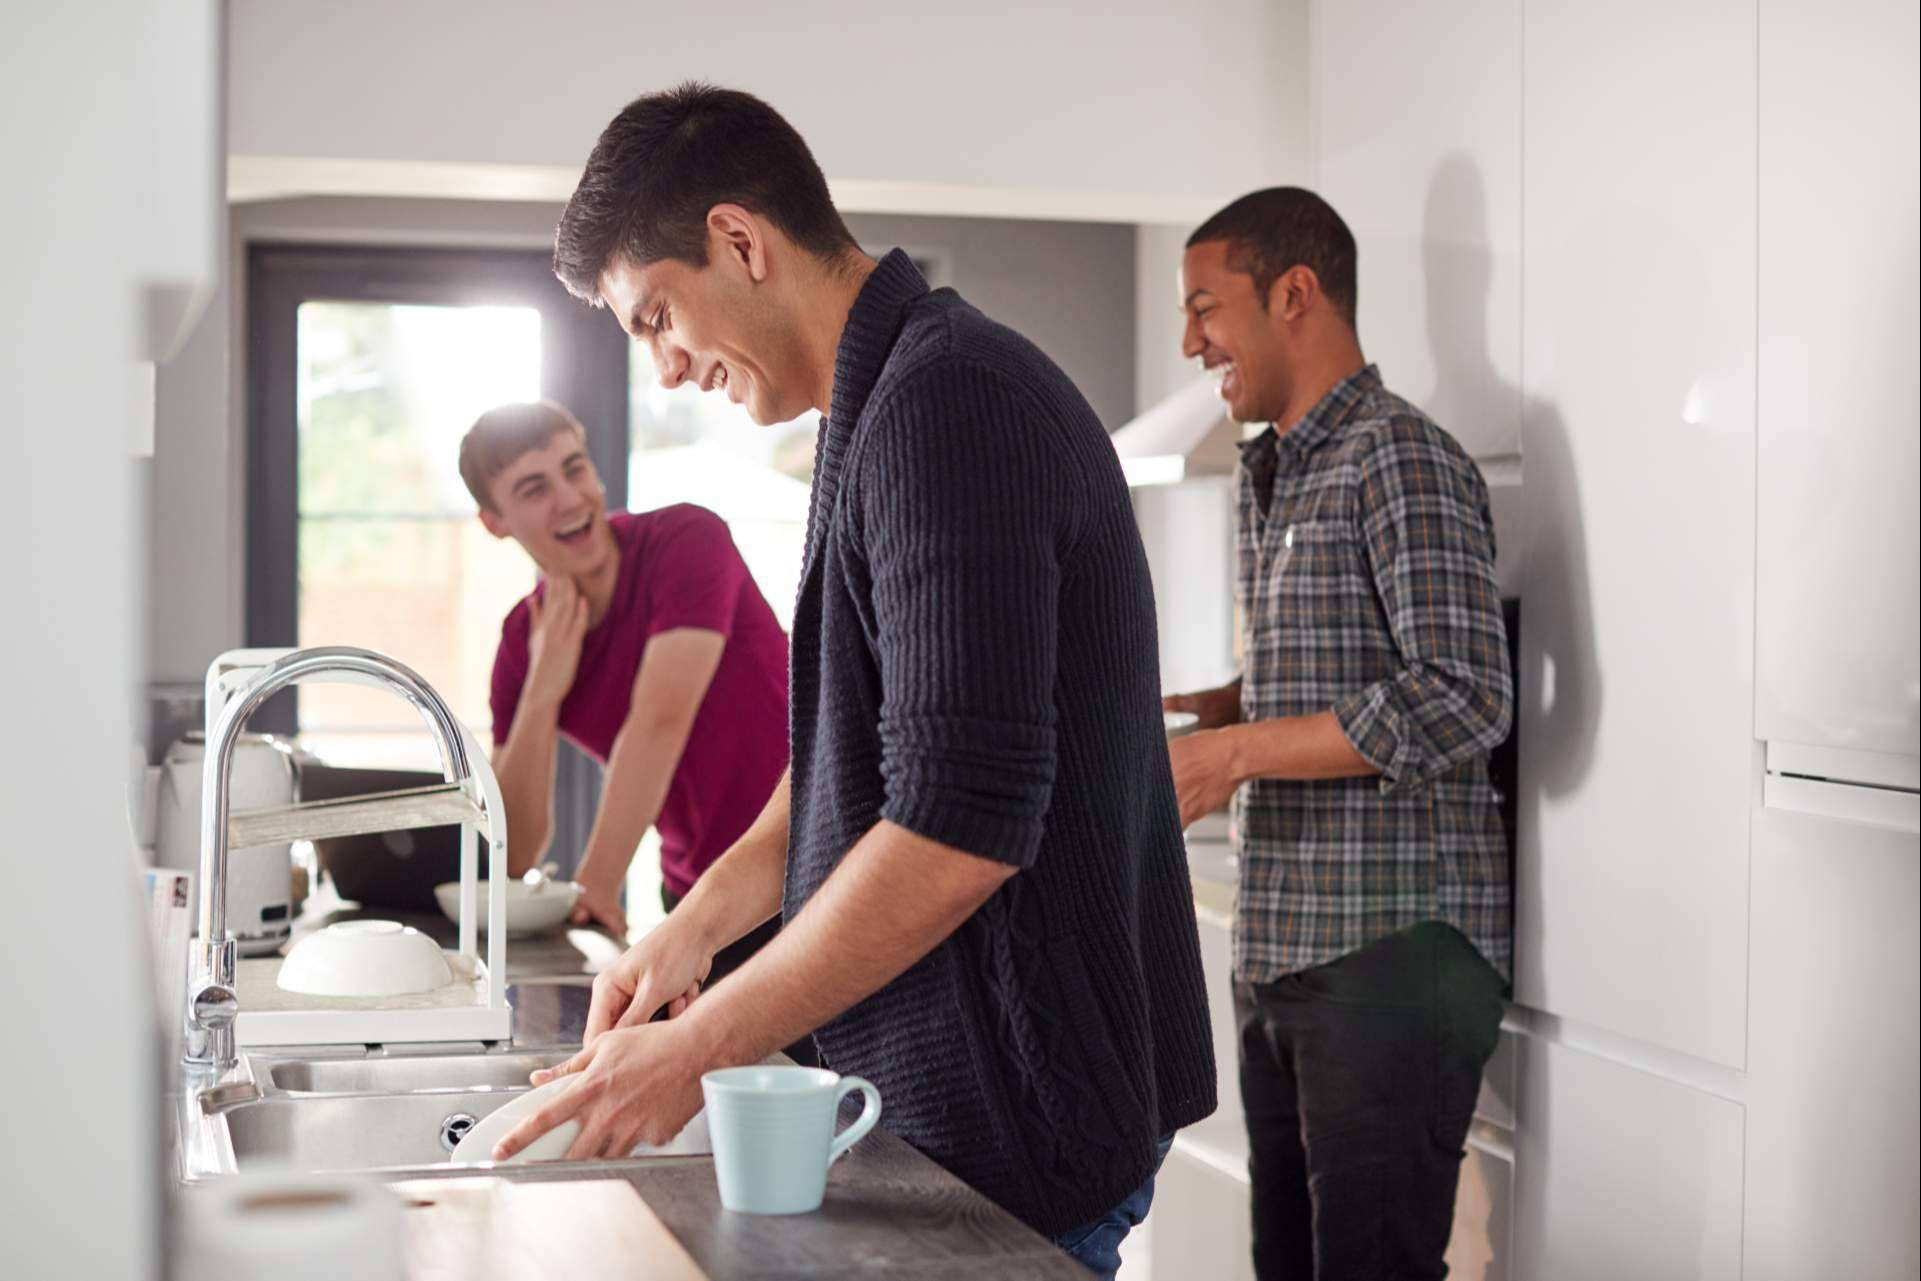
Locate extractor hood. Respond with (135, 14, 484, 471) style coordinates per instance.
(1110, 378, 1244, 486)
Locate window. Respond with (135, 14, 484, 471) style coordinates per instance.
(249, 245, 629, 874)
(294, 301, 543, 763)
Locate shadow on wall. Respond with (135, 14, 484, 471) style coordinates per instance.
(1419, 152, 1601, 1280)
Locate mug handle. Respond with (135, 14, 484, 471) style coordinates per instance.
(827, 1076, 882, 1164)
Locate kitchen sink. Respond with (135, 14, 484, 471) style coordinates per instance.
(227, 1088, 528, 1171)
(176, 1047, 713, 1181)
(266, 1049, 570, 1095)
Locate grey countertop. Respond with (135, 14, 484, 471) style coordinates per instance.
(282, 892, 1086, 1279)
(499, 981, 1086, 1279)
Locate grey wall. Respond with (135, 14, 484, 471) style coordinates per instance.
(843, 212, 1136, 431)
(146, 198, 1137, 685)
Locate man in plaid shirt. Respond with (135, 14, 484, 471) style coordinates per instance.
(1165, 188, 1512, 1280)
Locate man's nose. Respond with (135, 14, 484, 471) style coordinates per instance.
(1180, 316, 1206, 361)
(654, 340, 691, 390)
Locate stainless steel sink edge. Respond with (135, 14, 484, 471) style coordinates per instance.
(174, 1045, 716, 1184)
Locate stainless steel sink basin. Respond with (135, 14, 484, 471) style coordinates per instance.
(267, 1050, 570, 1095)
(177, 1047, 714, 1181)
(226, 1088, 527, 1171)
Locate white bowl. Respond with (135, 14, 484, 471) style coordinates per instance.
(1163, 711, 1201, 740)
(447, 1073, 710, 1165)
(433, 879, 582, 937)
(277, 920, 454, 997)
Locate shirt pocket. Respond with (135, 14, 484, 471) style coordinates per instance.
(1268, 519, 1360, 626)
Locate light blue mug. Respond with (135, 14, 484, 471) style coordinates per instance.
(700, 1065, 882, 1215)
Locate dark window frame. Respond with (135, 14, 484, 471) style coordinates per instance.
(246, 242, 629, 873)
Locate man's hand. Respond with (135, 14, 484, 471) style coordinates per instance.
(493, 1018, 710, 1161)
(1170, 727, 1245, 827)
(524, 575, 590, 713)
(569, 873, 628, 938)
(583, 912, 714, 1047)
(1163, 679, 1243, 731)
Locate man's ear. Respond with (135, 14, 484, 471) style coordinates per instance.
(707, 204, 769, 283)
(478, 506, 510, 539)
(1267, 265, 1320, 322)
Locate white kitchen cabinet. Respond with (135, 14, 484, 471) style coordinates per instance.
(1150, 1143, 1256, 1281)
(1511, 1037, 1745, 1281)
(1755, 0, 1921, 764)
(1515, 0, 1757, 1069)
(1745, 805, 1921, 1280)
(1310, 0, 1523, 463)
(1177, 896, 1250, 1173)
(1152, 889, 1256, 1278)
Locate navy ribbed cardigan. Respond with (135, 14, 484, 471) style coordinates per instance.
(782, 250, 1217, 1236)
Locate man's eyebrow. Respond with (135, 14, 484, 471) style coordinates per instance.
(510, 472, 544, 494)
(560, 450, 588, 468)
(1182, 288, 1218, 310)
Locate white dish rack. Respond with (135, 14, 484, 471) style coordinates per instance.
(203, 647, 513, 1050)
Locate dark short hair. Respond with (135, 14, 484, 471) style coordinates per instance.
(459, 401, 587, 510)
(554, 82, 859, 303)
(1187, 187, 1358, 327)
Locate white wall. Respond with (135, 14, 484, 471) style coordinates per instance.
(1135, 223, 1198, 413)
(226, 0, 1311, 223)
(0, 2, 221, 1275)
(1310, 3, 1522, 464)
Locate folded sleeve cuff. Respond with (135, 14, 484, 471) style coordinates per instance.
(879, 715, 1056, 868)
(1332, 684, 1419, 796)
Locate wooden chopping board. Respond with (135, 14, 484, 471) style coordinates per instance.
(392, 1177, 707, 1281)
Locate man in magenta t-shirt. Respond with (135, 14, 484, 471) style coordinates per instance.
(459, 401, 791, 980)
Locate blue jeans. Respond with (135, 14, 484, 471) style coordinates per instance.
(1050, 1135, 1175, 1280)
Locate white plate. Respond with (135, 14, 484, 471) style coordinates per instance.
(1163, 711, 1201, 740)
(433, 879, 582, 937)
(448, 1074, 711, 1165)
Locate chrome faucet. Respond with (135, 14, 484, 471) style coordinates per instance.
(182, 646, 476, 1070)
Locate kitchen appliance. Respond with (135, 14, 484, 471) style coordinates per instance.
(1109, 378, 1246, 487)
(300, 762, 461, 911)
(157, 729, 299, 955)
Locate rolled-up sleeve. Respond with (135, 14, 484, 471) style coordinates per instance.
(854, 365, 1083, 867)
(1331, 424, 1512, 794)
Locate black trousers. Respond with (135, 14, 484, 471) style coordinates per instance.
(1234, 922, 1505, 1280)
(660, 886, 819, 1068)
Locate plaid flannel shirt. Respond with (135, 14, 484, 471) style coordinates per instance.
(1231, 364, 1512, 983)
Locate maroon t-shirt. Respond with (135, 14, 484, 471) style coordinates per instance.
(489, 506, 790, 896)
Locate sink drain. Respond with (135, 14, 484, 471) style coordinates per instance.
(439, 1112, 478, 1154)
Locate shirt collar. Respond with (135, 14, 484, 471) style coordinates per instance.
(1238, 363, 1382, 463)
(826, 248, 931, 430)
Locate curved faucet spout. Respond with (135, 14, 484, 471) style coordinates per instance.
(185, 646, 477, 1069)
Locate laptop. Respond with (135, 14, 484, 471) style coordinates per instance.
(300, 762, 465, 912)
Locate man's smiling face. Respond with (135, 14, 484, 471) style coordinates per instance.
(479, 431, 615, 577)
(1179, 238, 1296, 425)
(599, 235, 814, 427)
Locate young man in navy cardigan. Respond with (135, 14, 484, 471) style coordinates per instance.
(493, 82, 1215, 1275)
